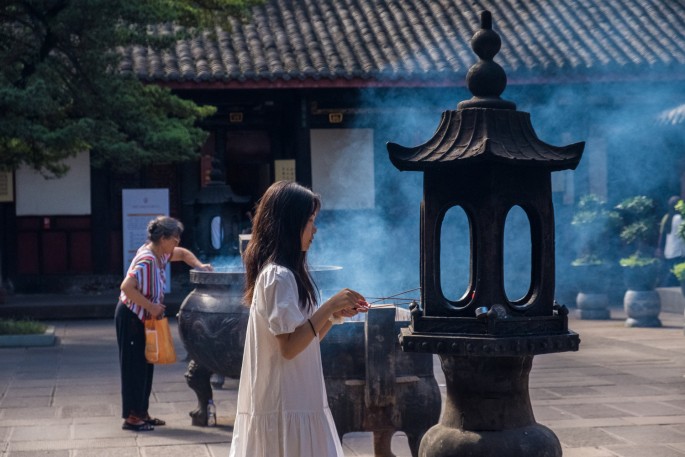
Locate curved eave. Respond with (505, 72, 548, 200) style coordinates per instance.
(388, 142, 584, 172)
(128, 66, 685, 91)
(387, 108, 584, 172)
(658, 104, 685, 126)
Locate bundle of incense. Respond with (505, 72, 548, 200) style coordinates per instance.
(365, 287, 421, 305)
(365, 297, 417, 302)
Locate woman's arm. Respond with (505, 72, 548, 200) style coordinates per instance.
(120, 275, 165, 318)
(318, 319, 334, 339)
(170, 247, 213, 270)
(275, 289, 367, 360)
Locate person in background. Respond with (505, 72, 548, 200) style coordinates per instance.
(116, 216, 212, 431)
(656, 195, 685, 286)
(229, 181, 369, 457)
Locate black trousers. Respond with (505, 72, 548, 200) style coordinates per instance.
(115, 302, 154, 419)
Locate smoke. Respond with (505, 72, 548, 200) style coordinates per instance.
(306, 89, 448, 302)
(511, 82, 684, 301)
(306, 79, 685, 307)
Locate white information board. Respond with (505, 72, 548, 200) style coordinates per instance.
(310, 129, 375, 210)
(122, 189, 170, 291)
(16, 152, 91, 215)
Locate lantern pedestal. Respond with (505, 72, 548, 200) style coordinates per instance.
(423, 355, 559, 457)
(400, 329, 579, 457)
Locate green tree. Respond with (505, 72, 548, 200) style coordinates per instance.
(0, 0, 261, 176)
(612, 195, 660, 267)
(571, 194, 616, 266)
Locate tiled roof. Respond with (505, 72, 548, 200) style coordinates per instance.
(119, 0, 685, 87)
(658, 104, 685, 125)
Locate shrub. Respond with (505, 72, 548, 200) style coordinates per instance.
(0, 319, 47, 335)
(612, 195, 659, 266)
(672, 262, 685, 282)
(619, 254, 659, 268)
(571, 194, 615, 265)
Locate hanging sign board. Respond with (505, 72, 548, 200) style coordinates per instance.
(122, 189, 171, 292)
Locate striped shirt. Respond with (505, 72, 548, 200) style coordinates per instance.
(119, 245, 170, 321)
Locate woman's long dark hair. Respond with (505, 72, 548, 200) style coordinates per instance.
(243, 181, 321, 311)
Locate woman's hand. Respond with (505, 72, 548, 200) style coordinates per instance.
(276, 289, 369, 359)
(172, 247, 213, 271)
(121, 276, 166, 318)
(149, 302, 165, 319)
(326, 289, 369, 317)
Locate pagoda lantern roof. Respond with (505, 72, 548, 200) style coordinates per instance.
(387, 11, 584, 173)
(387, 108, 584, 172)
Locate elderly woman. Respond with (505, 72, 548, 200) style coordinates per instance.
(115, 216, 212, 431)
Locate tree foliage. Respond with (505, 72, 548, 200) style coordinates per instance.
(611, 195, 659, 264)
(571, 194, 615, 265)
(0, 0, 262, 176)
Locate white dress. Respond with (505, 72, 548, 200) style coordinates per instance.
(229, 264, 344, 457)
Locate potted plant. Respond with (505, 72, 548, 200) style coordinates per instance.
(570, 194, 614, 319)
(612, 195, 661, 327)
(672, 261, 685, 297)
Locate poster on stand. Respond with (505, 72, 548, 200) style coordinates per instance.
(122, 189, 171, 292)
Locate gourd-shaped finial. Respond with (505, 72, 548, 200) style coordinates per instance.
(458, 11, 516, 110)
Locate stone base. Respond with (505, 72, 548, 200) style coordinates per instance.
(624, 290, 661, 328)
(417, 354, 562, 457)
(575, 292, 610, 320)
(420, 423, 561, 457)
(625, 316, 662, 328)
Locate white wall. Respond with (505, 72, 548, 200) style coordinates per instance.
(15, 152, 91, 215)
(310, 129, 375, 210)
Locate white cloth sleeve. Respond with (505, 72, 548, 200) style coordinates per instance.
(257, 265, 305, 336)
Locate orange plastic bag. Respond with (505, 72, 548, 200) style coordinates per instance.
(145, 317, 177, 364)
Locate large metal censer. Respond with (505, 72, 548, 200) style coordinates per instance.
(176, 265, 343, 425)
(322, 306, 441, 457)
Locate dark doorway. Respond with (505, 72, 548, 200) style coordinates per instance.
(226, 130, 273, 199)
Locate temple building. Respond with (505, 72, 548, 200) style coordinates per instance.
(2, 0, 684, 296)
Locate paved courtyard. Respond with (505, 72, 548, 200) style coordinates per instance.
(2, 304, 685, 456)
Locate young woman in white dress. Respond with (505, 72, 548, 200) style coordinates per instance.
(229, 180, 369, 457)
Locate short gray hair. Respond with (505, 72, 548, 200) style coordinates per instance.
(147, 216, 184, 243)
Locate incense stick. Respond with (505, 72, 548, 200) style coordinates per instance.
(366, 287, 421, 305)
(364, 297, 418, 303)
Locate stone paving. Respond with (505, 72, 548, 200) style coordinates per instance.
(2, 305, 685, 456)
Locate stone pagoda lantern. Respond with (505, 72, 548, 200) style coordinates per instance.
(191, 158, 249, 259)
(387, 11, 584, 457)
